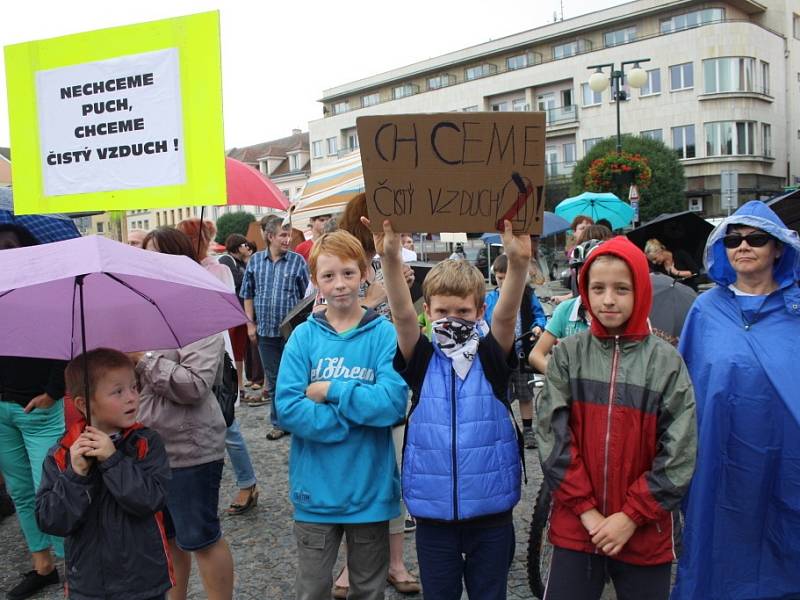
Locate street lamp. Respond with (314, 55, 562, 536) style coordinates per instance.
(587, 59, 650, 154)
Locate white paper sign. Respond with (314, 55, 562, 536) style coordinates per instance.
(35, 48, 185, 196)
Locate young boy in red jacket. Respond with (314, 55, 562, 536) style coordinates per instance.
(536, 236, 696, 600)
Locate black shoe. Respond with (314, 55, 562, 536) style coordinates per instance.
(404, 516, 417, 533)
(0, 489, 15, 519)
(7, 568, 59, 600)
(523, 427, 537, 450)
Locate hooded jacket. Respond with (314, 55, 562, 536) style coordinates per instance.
(275, 308, 407, 524)
(672, 201, 800, 599)
(36, 422, 172, 600)
(537, 236, 697, 566)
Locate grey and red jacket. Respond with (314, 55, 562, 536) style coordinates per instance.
(536, 236, 697, 565)
(36, 422, 173, 599)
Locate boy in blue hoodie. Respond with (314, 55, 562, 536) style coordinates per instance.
(372, 217, 530, 600)
(275, 230, 407, 600)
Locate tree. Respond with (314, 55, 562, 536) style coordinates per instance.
(570, 135, 686, 223)
(215, 212, 255, 244)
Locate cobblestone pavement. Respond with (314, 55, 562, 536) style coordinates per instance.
(0, 398, 616, 599)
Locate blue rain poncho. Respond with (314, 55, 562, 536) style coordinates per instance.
(672, 201, 800, 599)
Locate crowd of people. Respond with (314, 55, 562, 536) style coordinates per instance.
(0, 195, 798, 600)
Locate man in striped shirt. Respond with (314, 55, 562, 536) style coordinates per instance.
(241, 214, 309, 441)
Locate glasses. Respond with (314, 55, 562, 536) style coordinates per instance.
(722, 233, 772, 249)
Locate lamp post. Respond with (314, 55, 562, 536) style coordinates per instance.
(586, 59, 650, 154)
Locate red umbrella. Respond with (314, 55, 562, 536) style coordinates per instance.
(225, 157, 290, 210)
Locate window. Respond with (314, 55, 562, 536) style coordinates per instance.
(361, 93, 380, 107)
(143, 220, 149, 230)
(282, 189, 290, 198)
(465, 64, 497, 81)
(794, 13, 800, 39)
(640, 69, 661, 96)
(553, 40, 590, 59)
(641, 129, 663, 142)
(491, 101, 508, 112)
(332, 101, 348, 115)
(312, 140, 324, 158)
(703, 57, 755, 93)
(393, 84, 418, 99)
(427, 74, 455, 90)
(672, 125, 696, 159)
(670, 63, 694, 91)
(583, 138, 601, 154)
(581, 82, 602, 106)
(326, 137, 337, 155)
(296, 188, 303, 197)
(347, 133, 359, 150)
(763, 123, 772, 157)
(463, 105, 479, 112)
(507, 54, 529, 70)
(96, 222, 104, 233)
(760, 61, 770, 95)
(604, 26, 636, 47)
(289, 154, 299, 171)
(512, 98, 528, 112)
(704, 121, 755, 156)
(563, 143, 577, 164)
(562, 89, 573, 108)
(660, 8, 724, 33)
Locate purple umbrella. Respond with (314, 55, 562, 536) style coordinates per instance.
(0, 235, 248, 423)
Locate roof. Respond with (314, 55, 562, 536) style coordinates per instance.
(226, 131, 309, 165)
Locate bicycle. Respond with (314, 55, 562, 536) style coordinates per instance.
(524, 372, 553, 599)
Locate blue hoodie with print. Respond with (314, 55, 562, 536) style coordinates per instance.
(276, 308, 407, 524)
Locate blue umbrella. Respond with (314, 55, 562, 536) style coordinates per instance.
(555, 191, 634, 231)
(480, 212, 570, 244)
(0, 187, 80, 243)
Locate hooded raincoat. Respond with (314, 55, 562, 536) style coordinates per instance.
(672, 201, 800, 600)
(537, 236, 697, 565)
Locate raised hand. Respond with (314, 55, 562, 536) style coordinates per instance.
(500, 219, 532, 266)
(362, 217, 401, 261)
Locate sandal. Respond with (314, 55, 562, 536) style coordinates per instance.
(266, 427, 288, 441)
(226, 485, 258, 515)
(387, 573, 421, 594)
(249, 382, 262, 390)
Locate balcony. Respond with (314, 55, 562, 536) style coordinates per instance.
(546, 105, 578, 126)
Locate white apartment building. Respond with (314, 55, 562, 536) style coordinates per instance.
(308, 0, 800, 217)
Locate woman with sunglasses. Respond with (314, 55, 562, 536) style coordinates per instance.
(671, 201, 800, 600)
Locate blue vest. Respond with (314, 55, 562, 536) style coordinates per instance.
(402, 344, 522, 521)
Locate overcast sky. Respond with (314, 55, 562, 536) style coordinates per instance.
(1, 0, 628, 149)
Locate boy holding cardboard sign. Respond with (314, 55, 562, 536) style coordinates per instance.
(371, 216, 529, 599)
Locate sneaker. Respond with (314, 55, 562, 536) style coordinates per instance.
(7, 568, 59, 600)
(523, 427, 537, 450)
(404, 516, 416, 532)
(245, 396, 268, 407)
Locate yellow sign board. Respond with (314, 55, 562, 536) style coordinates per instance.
(4, 11, 225, 215)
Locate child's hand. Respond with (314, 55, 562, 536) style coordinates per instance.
(500, 219, 532, 266)
(305, 381, 331, 403)
(362, 217, 401, 261)
(579, 508, 605, 533)
(82, 426, 116, 463)
(69, 436, 92, 476)
(590, 512, 637, 556)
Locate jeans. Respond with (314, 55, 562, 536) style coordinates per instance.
(0, 400, 65, 556)
(163, 460, 224, 552)
(257, 335, 285, 427)
(225, 418, 257, 489)
(416, 520, 515, 600)
(294, 520, 389, 600)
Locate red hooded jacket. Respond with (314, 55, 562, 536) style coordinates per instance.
(538, 236, 697, 566)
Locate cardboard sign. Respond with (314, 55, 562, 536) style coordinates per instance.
(357, 113, 546, 234)
(4, 12, 225, 215)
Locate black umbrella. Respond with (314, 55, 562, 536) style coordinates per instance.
(627, 211, 713, 274)
(766, 189, 800, 233)
(649, 273, 697, 343)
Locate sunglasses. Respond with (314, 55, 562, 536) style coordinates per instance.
(722, 233, 772, 249)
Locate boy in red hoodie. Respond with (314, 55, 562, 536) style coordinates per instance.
(536, 237, 696, 600)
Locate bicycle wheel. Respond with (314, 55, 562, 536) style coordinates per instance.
(527, 480, 554, 599)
